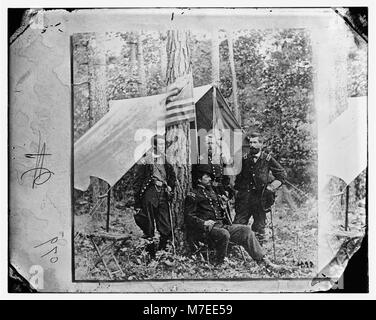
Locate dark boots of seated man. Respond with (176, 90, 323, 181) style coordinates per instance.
(184, 164, 282, 270)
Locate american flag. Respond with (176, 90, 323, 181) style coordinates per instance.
(165, 75, 195, 126)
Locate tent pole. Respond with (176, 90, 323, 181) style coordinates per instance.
(106, 188, 111, 232)
(345, 185, 349, 231)
(212, 84, 221, 161)
(193, 91, 200, 165)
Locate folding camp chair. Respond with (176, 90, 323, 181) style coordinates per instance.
(89, 232, 130, 279)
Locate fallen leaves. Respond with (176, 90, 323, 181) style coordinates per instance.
(74, 198, 318, 280)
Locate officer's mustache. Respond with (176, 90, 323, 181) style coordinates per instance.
(249, 146, 260, 155)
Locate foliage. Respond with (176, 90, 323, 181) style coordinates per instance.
(74, 27, 367, 197)
(106, 31, 166, 101)
(347, 41, 367, 97)
(72, 29, 327, 280)
(192, 29, 316, 193)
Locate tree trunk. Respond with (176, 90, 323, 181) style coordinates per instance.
(87, 32, 109, 215)
(72, 33, 91, 143)
(159, 33, 167, 85)
(129, 32, 137, 68)
(128, 32, 138, 87)
(165, 30, 193, 248)
(137, 31, 147, 96)
(211, 29, 220, 85)
(227, 31, 241, 123)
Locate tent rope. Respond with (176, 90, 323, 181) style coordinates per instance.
(87, 184, 116, 217)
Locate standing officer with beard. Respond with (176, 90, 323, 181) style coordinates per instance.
(133, 134, 176, 256)
(233, 132, 286, 244)
(199, 133, 233, 198)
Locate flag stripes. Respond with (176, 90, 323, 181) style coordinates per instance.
(165, 76, 196, 126)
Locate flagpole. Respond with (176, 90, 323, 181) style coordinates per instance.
(345, 185, 350, 231)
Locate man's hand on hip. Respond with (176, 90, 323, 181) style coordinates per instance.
(204, 220, 216, 227)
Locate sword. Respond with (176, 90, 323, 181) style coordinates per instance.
(270, 204, 277, 261)
(166, 198, 176, 256)
(218, 194, 233, 225)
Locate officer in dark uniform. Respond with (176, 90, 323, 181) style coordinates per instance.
(199, 134, 233, 198)
(184, 164, 282, 270)
(133, 134, 176, 254)
(233, 132, 286, 244)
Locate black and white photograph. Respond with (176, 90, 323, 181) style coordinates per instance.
(71, 9, 365, 284)
(8, 6, 369, 293)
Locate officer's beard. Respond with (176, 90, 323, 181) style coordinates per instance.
(249, 146, 260, 155)
(198, 180, 212, 190)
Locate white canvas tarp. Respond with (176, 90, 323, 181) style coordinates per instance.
(322, 96, 367, 184)
(74, 94, 166, 191)
(74, 85, 240, 191)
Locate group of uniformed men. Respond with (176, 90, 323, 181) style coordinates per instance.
(133, 132, 287, 270)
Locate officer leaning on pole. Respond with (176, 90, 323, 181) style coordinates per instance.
(233, 131, 287, 245)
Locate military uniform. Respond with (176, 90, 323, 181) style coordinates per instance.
(233, 150, 286, 241)
(133, 153, 176, 250)
(184, 178, 264, 264)
(198, 147, 232, 197)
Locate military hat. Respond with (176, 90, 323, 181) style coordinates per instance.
(191, 164, 214, 179)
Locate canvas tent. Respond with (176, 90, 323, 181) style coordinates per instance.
(321, 96, 367, 185)
(74, 84, 242, 192)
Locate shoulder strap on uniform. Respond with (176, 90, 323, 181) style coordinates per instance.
(187, 190, 197, 198)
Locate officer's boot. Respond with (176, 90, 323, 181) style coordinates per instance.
(158, 235, 170, 251)
(255, 231, 266, 246)
(213, 231, 230, 265)
(145, 241, 156, 259)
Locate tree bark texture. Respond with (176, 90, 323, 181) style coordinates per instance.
(227, 31, 241, 123)
(211, 29, 220, 85)
(165, 30, 193, 247)
(87, 33, 110, 214)
(159, 33, 167, 84)
(137, 31, 147, 96)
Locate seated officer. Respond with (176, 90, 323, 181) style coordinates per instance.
(184, 164, 282, 270)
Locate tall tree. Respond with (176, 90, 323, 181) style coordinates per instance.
(159, 33, 167, 85)
(129, 32, 137, 71)
(137, 31, 147, 96)
(72, 33, 91, 143)
(211, 29, 220, 85)
(227, 31, 241, 123)
(87, 32, 110, 214)
(165, 30, 193, 246)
